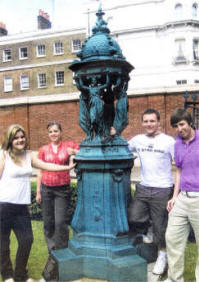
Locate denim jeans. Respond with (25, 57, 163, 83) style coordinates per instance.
(41, 184, 71, 252)
(0, 203, 33, 281)
(128, 183, 173, 248)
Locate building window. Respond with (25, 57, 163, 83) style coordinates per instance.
(174, 39, 186, 63)
(176, 80, 187, 85)
(193, 39, 199, 60)
(175, 3, 183, 19)
(36, 44, 46, 57)
(192, 3, 198, 19)
(55, 71, 64, 86)
(37, 73, 47, 88)
(19, 47, 28, 60)
(3, 49, 12, 62)
(194, 79, 199, 83)
(20, 75, 29, 90)
(4, 76, 13, 92)
(54, 41, 64, 55)
(72, 39, 81, 52)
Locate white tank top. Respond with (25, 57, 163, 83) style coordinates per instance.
(0, 152, 32, 204)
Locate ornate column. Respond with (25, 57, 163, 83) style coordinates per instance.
(52, 5, 147, 281)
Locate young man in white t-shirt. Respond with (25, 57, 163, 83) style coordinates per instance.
(128, 108, 175, 276)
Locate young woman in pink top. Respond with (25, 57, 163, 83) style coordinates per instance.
(36, 121, 79, 253)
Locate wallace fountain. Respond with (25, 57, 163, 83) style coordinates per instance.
(52, 5, 147, 281)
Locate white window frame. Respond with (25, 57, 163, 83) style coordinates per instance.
(19, 47, 28, 60)
(193, 39, 199, 60)
(4, 76, 13, 92)
(72, 72, 76, 85)
(175, 3, 183, 19)
(20, 74, 29, 90)
(54, 41, 64, 55)
(72, 39, 81, 53)
(192, 3, 198, 19)
(174, 38, 186, 63)
(37, 73, 47, 88)
(3, 49, 12, 62)
(55, 71, 64, 86)
(36, 44, 46, 57)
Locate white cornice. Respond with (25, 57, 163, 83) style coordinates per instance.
(0, 92, 80, 107)
(128, 85, 199, 96)
(0, 84, 199, 107)
(0, 58, 74, 72)
(112, 19, 199, 36)
(0, 27, 86, 45)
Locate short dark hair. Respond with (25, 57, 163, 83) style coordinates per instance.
(47, 121, 62, 131)
(170, 108, 193, 127)
(142, 108, 160, 121)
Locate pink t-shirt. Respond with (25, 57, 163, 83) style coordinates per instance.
(38, 140, 79, 186)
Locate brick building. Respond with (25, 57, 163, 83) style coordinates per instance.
(0, 11, 86, 148)
(0, 1, 198, 149)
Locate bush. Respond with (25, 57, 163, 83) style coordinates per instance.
(29, 181, 78, 221)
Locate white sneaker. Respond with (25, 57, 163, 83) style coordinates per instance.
(38, 278, 46, 282)
(26, 279, 37, 282)
(164, 278, 173, 282)
(143, 226, 153, 243)
(153, 253, 167, 275)
(4, 279, 15, 282)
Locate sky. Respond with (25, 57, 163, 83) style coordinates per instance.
(0, 0, 102, 35)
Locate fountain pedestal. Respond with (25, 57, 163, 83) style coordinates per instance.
(52, 5, 147, 281)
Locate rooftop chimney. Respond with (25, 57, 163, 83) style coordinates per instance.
(0, 22, 8, 36)
(38, 9, 51, 30)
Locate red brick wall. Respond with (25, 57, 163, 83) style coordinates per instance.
(0, 93, 185, 150)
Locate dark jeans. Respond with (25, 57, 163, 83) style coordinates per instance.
(0, 203, 33, 281)
(41, 184, 71, 252)
(128, 183, 173, 249)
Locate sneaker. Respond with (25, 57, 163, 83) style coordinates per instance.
(38, 279, 46, 282)
(26, 279, 37, 282)
(4, 279, 15, 282)
(152, 253, 167, 275)
(163, 278, 173, 282)
(143, 226, 153, 243)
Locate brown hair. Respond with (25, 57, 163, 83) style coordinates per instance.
(170, 108, 193, 127)
(142, 108, 160, 121)
(46, 121, 62, 131)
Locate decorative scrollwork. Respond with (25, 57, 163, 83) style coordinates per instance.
(111, 169, 123, 183)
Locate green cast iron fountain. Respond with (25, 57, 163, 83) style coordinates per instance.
(52, 5, 147, 281)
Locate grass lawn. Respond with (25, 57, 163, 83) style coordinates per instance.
(0, 221, 197, 282)
(0, 221, 48, 282)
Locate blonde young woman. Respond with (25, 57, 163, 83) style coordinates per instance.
(0, 124, 75, 282)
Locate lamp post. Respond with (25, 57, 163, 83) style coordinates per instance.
(184, 91, 199, 128)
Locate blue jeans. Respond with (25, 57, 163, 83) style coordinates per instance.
(0, 203, 33, 281)
(128, 183, 173, 248)
(41, 184, 71, 252)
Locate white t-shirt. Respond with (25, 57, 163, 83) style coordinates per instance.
(128, 133, 175, 188)
(0, 152, 32, 204)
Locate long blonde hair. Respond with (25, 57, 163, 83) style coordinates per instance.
(1, 124, 28, 161)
